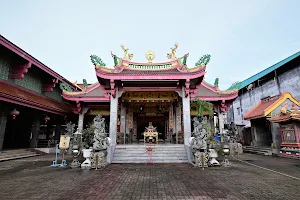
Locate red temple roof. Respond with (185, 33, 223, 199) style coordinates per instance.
(244, 92, 300, 120)
(62, 83, 109, 102)
(192, 81, 238, 101)
(95, 53, 206, 82)
(0, 80, 72, 115)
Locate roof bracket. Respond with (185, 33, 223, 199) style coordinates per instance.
(9, 61, 32, 79)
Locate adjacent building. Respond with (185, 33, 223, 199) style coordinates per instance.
(227, 51, 300, 151)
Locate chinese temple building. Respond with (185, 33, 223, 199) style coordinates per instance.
(0, 37, 238, 163)
(62, 45, 238, 163)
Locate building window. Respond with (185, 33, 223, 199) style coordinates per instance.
(237, 107, 241, 115)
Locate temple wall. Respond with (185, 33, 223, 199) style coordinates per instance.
(0, 56, 10, 80)
(229, 64, 300, 126)
(44, 85, 63, 102)
(12, 67, 43, 94)
(0, 53, 64, 102)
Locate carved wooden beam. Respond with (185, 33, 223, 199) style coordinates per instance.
(43, 78, 58, 92)
(9, 61, 32, 79)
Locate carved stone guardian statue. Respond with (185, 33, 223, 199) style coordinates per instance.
(91, 115, 110, 169)
(190, 117, 209, 168)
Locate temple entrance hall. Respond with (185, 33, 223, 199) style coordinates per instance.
(118, 94, 181, 145)
(136, 116, 166, 143)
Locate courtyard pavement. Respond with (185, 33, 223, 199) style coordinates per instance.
(0, 153, 299, 200)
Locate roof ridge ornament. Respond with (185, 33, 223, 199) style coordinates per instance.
(90, 55, 106, 68)
(167, 43, 178, 60)
(145, 50, 155, 63)
(195, 54, 211, 66)
(121, 45, 133, 60)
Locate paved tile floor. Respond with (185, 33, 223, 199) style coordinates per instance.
(0, 154, 299, 200)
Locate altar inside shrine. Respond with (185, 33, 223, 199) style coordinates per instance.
(143, 122, 159, 144)
(269, 102, 300, 158)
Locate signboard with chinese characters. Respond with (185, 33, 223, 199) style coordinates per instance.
(59, 135, 71, 149)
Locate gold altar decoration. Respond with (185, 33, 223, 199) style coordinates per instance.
(122, 92, 178, 101)
(59, 135, 70, 149)
(145, 50, 156, 63)
(144, 122, 158, 144)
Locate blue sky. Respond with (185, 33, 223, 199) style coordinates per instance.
(1, 0, 299, 89)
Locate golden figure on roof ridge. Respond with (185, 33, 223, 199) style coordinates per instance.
(167, 43, 178, 60)
(121, 44, 133, 60)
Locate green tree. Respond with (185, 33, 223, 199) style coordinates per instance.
(195, 100, 213, 117)
(82, 125, 95, 148)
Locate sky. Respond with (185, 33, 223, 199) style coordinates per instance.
(1, 0, 300, 90)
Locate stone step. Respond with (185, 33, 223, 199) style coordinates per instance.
(116, 145, 185, 149)
(113, 156, 187, 160)
(243, 146, 271, 150)
(115, 148, 186, 151)
(113, 155, 188, 159)
(243, 146, 272, 156)
(112, 160, 188, 164)
(0, 149, 40, 162)
(113, 145, 188, 163)
(114, 152, 187, 156)
(114, 151, 187, 154)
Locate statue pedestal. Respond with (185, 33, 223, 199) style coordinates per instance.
(81, 148, 92, 169)
(208, 149, 220, 166)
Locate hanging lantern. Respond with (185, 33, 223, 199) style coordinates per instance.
(44, 116, 50, 123)
(10, 109, 20, 119)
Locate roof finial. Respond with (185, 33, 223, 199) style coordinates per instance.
(167, 43, 178, 60)
(145, 50, 155, 63)
(121, 44, 133, 60)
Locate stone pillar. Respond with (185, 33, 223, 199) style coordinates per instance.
(218, 110, 225, 134)
(30, 111, 41, 148)
(78, 108, 88, 132)
(120, 103, 126, 143)
(181, 87, 193, 163)
(182, 94, 191, 146)
(0, 102, 9, 151)
(271, 123, 281, 152)
(108, 88, 118, 163)
(175, 103, 182, 144)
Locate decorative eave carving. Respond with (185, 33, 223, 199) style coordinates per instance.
(220, 100, 232, 113)
(43, 78, 58, 92)
(9, 61, 32, 79)
(185, 79, 190, 97)
(73, 101, 82, 114)
(110, 80, 116, 98)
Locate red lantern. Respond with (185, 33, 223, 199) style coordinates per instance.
(44, 116, 50, 123)
(10, 109, 20, 119)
